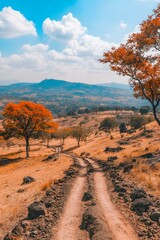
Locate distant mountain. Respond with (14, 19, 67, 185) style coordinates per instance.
(98, 82, 130, 89)
(0, 79, 145, 116)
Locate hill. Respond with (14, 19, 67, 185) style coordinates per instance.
(98, 82, 130, 89)
(0, 79, 145, 116)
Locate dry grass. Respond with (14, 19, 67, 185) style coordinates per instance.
(71, 119, 160, 197)
(41, 179, 53, 191)
(0, 147, 72, 239)
(0, 111, 159, 238)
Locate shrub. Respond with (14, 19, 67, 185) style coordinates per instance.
(99, 118, 116, 133)
(119, 123, 127, 133)
(130, 115, 147, 129)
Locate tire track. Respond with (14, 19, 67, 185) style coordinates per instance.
(86, 158, 138, 240)
(53, 157, 89, 240)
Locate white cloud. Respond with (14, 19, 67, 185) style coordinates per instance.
(0, 14, 128, 84)
(0, 7, 37, 39)
(64, 34, 116, 58)
(120, 20, 128, 29)
(22, 43, 49, 52)
(42, 13, 87, 42)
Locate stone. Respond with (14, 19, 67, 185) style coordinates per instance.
(82, 192, 93, 201)
(131, 197, 151, 214)
(123, 164, 133, 173)
(130, 188, 147, 201)
(108, 156, 118, 162)
(149, 209, 160, 222)
(28, 202, 46, 220)
(114, 184, 126, 193)
(140, 153, 154, 159)
(23, 176, 35, 184)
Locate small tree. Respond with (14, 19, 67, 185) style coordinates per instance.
(2, 101, 58, 158)
(130, 115, 147, 129)
(99, 118, 116, 133)
(139, 106, 150, 115)
(71, 126, 90, 147)
(53, 128, 71, 145)
(119, 123, 127, 133)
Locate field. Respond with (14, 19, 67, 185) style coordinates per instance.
(0, 110, 160, 239)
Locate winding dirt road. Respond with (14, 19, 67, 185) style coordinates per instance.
(53, 156, 138, 240)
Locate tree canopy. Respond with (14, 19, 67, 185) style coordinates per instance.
(100, 5, 160, 126)
(2, 101, 58, 158)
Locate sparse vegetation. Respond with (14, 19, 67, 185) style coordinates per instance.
(99, 117, 116, 133)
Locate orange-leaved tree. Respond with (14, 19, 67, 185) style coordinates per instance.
(100, 5, 160, 126)
(2, 101, 58, 158)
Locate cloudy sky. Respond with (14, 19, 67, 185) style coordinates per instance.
(0, 0, 159, 85)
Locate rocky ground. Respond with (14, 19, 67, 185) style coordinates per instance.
(3, 152, 160, 240)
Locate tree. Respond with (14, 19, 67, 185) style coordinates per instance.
(139, 106, 150, 115)
(130, 115, 147, 129)
(71, 126, 91, 147)
(100, 5, 160, 126)
(99, 118, 116, 133)
(2, 101, 58, 158)
(53, 128, 71, 145)
(119, 123, 127, 133)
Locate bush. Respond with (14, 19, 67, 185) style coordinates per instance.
(119, 123, 127, 133)
(130, 115, 147, 129)
(139, 106, 150, 115)
(99, 118, 116, 132)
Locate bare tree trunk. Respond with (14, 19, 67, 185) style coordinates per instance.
(152, 104, 160, 126)
(25, 138, 30, 158)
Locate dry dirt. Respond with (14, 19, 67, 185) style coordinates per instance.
(0, 147, 72, 239)
(0, 112, 160, 240)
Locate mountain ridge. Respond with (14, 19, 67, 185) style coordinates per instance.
(0, 79, 145, 116)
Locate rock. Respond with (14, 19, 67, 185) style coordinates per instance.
(131, 197, 151, 214)
(46, 189, 54, 196)
(130, 188, 147, 201)
(28, 201, 46, 220)
(23, 176, 35, 184)
(123, 164, 133, 173)
(80, 213, 97, 238)
(17, 188, 25, 193)
(108, 156, 118, 162)
(114, 184, 126, 193)
(140, 153, 154, 159)
(105, 147, 123, 153)
(3, 234, 13, 240)
(12, 224, 23, 235)
(45, 201, 53, 208)
(82, 192, 93, 201)
(149, 209, 160, 222)
(21, 220, 30, 229)
(64, 167, 76, 177)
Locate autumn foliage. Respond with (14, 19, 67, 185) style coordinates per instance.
(2, 101, 58, 157)
(100, 5, 160, 125)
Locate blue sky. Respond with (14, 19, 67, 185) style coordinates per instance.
(0, 0, 159, 85)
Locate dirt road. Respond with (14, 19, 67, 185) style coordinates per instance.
(54, 157, 138, 240)
(87, 158, 138, 240)
(54, 158, 89, 240)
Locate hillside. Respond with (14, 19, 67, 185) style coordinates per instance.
(0, 79, 144, 116)
(0, 112, 159, 239)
